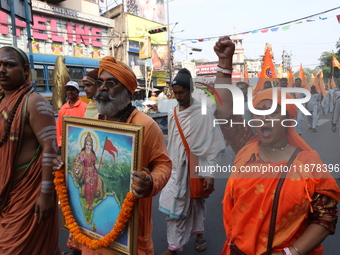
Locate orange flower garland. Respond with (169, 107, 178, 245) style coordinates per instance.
(54, 169, 137, 250)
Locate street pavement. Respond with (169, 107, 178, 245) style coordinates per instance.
(59, 112, 340, 254)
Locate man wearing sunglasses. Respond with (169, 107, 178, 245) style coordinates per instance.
(54, 56, 172, 255)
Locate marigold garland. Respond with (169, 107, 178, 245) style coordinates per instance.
(54, 169, 137, 250)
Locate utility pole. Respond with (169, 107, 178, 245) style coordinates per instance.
(166, 0, 172, 86)
(9, 0, 17, 47)
(24, 0, 36, 90)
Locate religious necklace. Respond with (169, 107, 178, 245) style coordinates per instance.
(260, 142, 290, 162)
(261, 142, 290, 152)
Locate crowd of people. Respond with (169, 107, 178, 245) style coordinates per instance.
(247, 74, 339, 136)
(0, 39, 339, 255)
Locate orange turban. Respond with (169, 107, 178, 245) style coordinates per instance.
(98, 56, 137, 94)
(252, 88, 311, 151)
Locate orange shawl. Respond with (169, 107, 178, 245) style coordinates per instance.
(222, 88, 340, 254)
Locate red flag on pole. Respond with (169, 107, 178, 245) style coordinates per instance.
(253, 46, 277, 95)
(104, 138, 118, 162)
(336, 15, 340, 23)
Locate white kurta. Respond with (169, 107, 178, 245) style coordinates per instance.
(159, 99, 225, 219)
(159, 99, 225, 250)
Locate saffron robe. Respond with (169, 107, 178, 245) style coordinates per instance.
(221, 88, 340, 254)
(80, 109, 171, 255)
(0, 84, 60, 255)
(222, 136, 340, 255)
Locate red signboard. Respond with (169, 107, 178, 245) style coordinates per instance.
(195, 64, 218, 74)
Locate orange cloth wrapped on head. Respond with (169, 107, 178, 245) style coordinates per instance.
(253, 88, 311, 152)
(98, 56, 138, 94)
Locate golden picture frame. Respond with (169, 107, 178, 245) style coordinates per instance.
(61, 116, 144, 255)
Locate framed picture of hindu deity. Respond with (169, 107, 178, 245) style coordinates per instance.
(59, 116, 143, 255)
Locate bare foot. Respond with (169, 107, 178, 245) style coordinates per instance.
(161, 249, 177, 255)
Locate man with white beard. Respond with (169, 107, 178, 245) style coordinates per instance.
(91, 56, 172, 255)
(54, 56, 171, 255)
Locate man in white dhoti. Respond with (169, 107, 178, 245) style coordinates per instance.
(159, 68, 225, 255)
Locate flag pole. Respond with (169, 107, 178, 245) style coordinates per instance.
(332, 68, 334, 89)
(99, 137, 107, 170)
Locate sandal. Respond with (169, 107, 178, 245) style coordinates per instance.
(195, 239, 207, 252)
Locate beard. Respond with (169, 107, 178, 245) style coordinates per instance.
(95, 88, 130, 117)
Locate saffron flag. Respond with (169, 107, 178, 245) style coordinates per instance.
(298, 63, 308, 90)
(308, 73, 314, 90)
(253, 47, 276, 95)
(319, 71, 327, 96)
(104, 138, 118, 162)
(313, 71, 321, 93)
(287, 67, 294, 88)
(332, 56, 340, 69)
